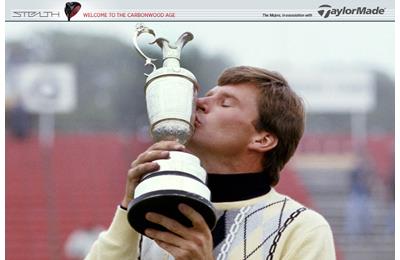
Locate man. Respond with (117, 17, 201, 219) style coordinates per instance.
(86, 66, 336, 259)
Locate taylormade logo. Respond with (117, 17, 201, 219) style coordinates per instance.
(317, 4, 385, 18)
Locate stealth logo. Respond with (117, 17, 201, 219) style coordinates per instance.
(317, 4, 385, 18)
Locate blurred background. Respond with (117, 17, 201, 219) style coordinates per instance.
(5, 22, 394, 260)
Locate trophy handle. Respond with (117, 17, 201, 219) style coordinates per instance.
(153, 37, 171, 50)
(133, 24, 158, 76)
(175, 32, 194, 51)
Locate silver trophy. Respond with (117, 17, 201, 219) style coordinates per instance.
(127, 24, 216, 235)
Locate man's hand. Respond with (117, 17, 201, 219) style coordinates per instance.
(121, 141, 186, 208)
(144, 204, 214, 260)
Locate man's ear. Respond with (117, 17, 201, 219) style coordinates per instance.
(248, 131, 278, 153)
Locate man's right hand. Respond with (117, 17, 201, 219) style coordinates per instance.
(121, 141, 186, 208)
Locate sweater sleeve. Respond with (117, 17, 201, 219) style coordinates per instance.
(282, 224, 336, 260)
(84, 206, 141, 260)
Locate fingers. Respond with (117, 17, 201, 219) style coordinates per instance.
(133, 150, 170, 167)
(148, 140, 186, 152)
(122, 161, 160, 205)
(145, 205, 209, 236)
(145, 212, 189, 238)
(145, 228, 186, 248)
(122, 161, 160, 206)
(145, 205, 211, 242)
(128, 162, 160, 180)
(154, 240, 187, 259)
(122, 141, 186, 207)
(145, 210, 213, 259)
(131, 140, 185, 168)
(130, 140, 184, 177)
(178, 204, 209, 232)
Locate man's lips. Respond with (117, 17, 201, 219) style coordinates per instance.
(194, 116, 202, 128)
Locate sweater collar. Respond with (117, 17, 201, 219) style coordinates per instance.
(207, 172, 271, 203)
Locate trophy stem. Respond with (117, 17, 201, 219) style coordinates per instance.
(163, 58, 180, 69)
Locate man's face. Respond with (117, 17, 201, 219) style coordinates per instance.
(187, 83, 260, 157)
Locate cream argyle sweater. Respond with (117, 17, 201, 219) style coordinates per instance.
(85, 188, 336, 259)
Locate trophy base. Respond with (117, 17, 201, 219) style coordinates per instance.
(127, 189, 216, 235)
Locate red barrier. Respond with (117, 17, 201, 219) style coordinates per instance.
(5, 133, 392, 259)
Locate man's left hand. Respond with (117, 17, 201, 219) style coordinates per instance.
(144, 203, 214, 260)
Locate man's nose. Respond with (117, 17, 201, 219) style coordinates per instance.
(196, 97, 208, 113)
